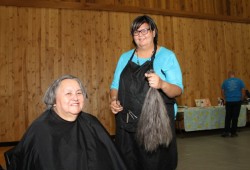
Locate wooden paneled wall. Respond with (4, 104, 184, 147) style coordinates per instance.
(0, 0, 250, 22)
(0, 1, 250, 141)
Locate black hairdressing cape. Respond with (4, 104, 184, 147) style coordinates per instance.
(9, 109, 128, 170)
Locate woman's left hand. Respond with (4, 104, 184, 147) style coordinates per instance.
(145, 72, 162, 89)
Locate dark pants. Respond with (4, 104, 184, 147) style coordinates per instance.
(115, 128, 177, 170)
(115, 105, 177, 170)
(224, 101, 242, 134)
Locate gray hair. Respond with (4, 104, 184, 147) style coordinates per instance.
(43, 74, 87, 109)
(136, 87, 172, 152)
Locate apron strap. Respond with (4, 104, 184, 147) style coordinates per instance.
(129, 49, 136, 62)
(150, 44, 157, 70)
(130, 44, 158, 67)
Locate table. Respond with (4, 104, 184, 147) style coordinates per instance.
(177, 105, 247, 132)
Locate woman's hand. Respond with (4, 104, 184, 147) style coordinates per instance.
(145, 72, 162, 89)
(110, 100, 123, 114)
(145, 72, 182, 98)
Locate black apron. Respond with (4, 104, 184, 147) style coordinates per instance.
(117, 49, 154, 132)
(115, 47, 178, 170)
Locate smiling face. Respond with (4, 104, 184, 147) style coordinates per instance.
(54, 79, 84, 121)
(133, 23, 155, 49)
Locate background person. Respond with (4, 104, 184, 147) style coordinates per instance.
(221, 71, 245, 137)
(110, 15, 183, 170)
(8, 74, 127, 170)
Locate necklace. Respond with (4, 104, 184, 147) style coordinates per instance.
(136, 54, 140, 65)
(136, 49, 155, 65)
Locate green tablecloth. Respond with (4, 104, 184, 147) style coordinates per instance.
(181, 105, 247, 132)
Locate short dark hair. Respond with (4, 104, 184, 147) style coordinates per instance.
(130, 15, 158, 46)
(43, 74, 87, 109)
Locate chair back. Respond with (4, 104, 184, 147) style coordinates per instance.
(4, 147, 15, 170)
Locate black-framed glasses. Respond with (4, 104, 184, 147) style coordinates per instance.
(133, 28, 150, 36)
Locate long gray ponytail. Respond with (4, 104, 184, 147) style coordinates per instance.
(136, 70, 173, 152)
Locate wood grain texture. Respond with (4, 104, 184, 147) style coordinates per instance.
(0, 4, 250, 141)
(0, 0, 250, 23)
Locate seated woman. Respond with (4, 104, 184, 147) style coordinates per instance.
(8, 74, 127, 170)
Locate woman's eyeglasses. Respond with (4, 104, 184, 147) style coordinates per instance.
(133, 28, 150, 36)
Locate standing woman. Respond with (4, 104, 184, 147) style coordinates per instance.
(110, 15, 183, 170)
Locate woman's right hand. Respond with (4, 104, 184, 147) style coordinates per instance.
(110, 100, 123, 114)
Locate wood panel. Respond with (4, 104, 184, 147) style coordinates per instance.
(172, 18, 250, 106)
(0, 0, 250, 23)
(0, 6, 250, 141)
